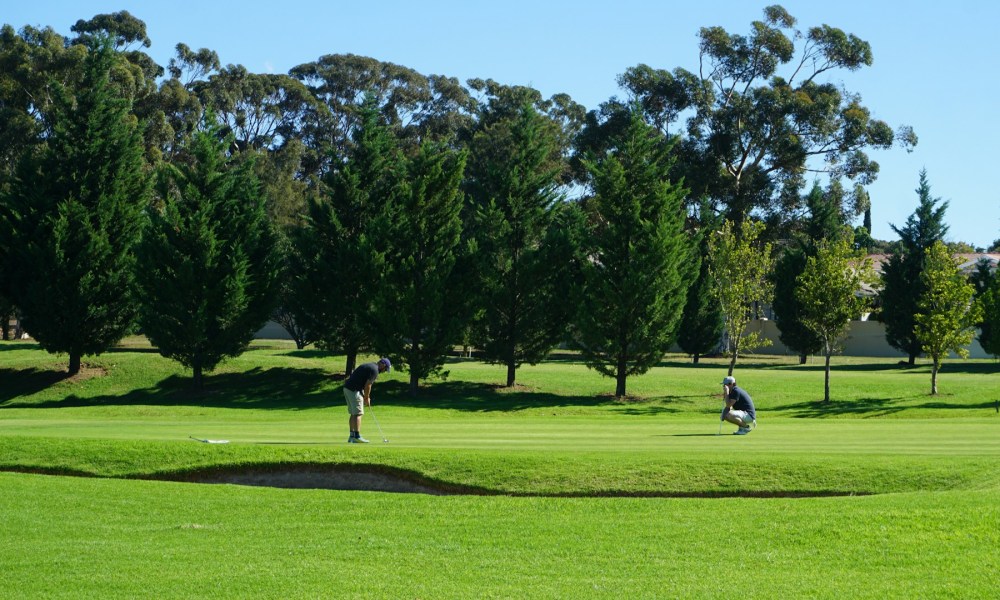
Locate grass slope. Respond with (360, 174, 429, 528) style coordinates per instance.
(2, 473, 998, 599)
(1, 340, 999, 597)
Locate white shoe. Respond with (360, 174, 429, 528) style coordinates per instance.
(733, 427, 750, 435)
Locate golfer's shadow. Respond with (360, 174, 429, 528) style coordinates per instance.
(661, 433, 728, 437)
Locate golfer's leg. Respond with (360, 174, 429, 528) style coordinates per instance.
(724, 413, 743, 426)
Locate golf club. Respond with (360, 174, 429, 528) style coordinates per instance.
(368, 405, 389, 443)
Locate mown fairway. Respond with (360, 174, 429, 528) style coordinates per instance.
(2, 340, 999, 598)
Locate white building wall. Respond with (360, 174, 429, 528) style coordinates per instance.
(746, 319, 990, 359)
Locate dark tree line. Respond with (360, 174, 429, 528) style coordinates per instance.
(4, 7, 992, 400)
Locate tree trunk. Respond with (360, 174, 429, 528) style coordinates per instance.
(616, 354, 628, 398)
(193, 362, 203, 390)
(931, 360, 938, 395)
(727, 350, 738, 376)
(824, 349, 832, 403)
(506, 362, 516, 387)
(345, 352, 357, 377)
(799, 353, 807, 365)
(410, 372, 419, 396)
(692, 353, 700, 365)
(908, 353, 916, 366)
(68, 352, 82, 376)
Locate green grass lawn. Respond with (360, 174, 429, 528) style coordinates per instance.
(2, 339, 999, 598)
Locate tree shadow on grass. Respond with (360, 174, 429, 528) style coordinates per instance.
(379, 380, 608, 412)
(0, 367, 333, 410)
(0, 363, 680, 413)
(766, 394, 1000, 418)
(0, 367, 72, 401)
(768, 397, 908, 418)
(765, 361, 1000, 375)
(377, 380, 687, 414)
(0, 342, 40, 352)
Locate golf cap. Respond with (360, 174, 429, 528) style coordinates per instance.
(378, 357, 392, 372)
(721, 376, 736, 386)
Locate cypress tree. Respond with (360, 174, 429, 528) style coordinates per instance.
(677, 200, 724, 363)
(576, 108, 693, 397)
(880, 169, 949, 365)
(288, 95, 402, 375)
(373, 141, 470, 395)
(0, 38, 148, 374)
(465, 102, 568, 387)
(136, 116, 280, 388)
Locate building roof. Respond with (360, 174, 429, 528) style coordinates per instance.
(867, 253, 1000, 275)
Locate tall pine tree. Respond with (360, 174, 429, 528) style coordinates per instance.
(576, 108, 693, 397)
(136, 116, 280, 388)
(880, 169, 949, 364)
(288, 95, 402, 375)
(373, 141, 471, 394)
(677, 199, 724, 363)
(465, 101, 569, 387)
(0, 37, 148, 374)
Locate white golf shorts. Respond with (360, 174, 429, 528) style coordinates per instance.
(344, 387, 364, 416)
(730, 409, 753, 425)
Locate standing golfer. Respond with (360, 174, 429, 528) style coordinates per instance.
(721, 375, 756, 435)
(343, 357, 391, 443)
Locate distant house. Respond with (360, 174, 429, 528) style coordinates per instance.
(866, 252, 1000, 277)
(739, 252, 998, 358)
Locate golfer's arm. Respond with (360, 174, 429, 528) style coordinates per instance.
(722, 398, 735, 416)
(363, 382, 373, 405)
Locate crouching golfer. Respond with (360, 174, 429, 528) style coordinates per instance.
(721, 375, 756, 435)
(343, 357, 391, 443)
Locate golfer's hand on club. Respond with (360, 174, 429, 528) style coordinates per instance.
(365, 396, 371, 407)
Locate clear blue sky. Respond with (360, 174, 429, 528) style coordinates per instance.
(6, 1, 998, 249)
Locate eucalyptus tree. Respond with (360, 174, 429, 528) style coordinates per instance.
(914, 242, 982, 395)
(465, 78, 585, 179)
(0, 38, 149, 374)
(195, 65, 321, 229)
(140, 43, 220, 163)
(136, 117, 280, 388)
(289, 54, 475, 178)
(0, 24, 84, 179)
(617, 5, 915, 230)
(576, 108, 693, 398)
(69, 10, 162, 86)
(880, 169, 949, 365)
(69, 11, 169, 164)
